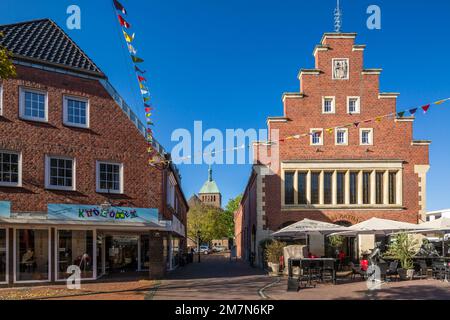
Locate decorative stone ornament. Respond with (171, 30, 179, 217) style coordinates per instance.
(333, 59, 349, 80)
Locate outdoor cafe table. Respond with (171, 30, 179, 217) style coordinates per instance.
(287, 258, 337, 292)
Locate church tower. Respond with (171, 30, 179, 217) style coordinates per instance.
(198, 166, 222, 208)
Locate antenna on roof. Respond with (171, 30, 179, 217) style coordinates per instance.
(334, 0, 343, 33)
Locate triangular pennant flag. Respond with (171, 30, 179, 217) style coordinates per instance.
(141, 89, 149, 95)
(292, 135, 301, 139)
(147, 147, 153, 153)
(422, 104, 430, 114)
(139, 82, 144, 89)
(326, 128, 333, 135)
(113, 0, 127, 15)
(135, 65, 146, 74)
(138, 75, 147, 82)
(364, 119, 372, 123)
(145, 107, 152, 113)
(132, 55, 144, 63)
(409, 108, 418, 115)
(144, 103, 152, 109)
(387, 113, 395, 119)
(143, 97, 150, 102)
(123, 30, 135, 43)
(127, 44, 137, 55)
(316, 131, 323, 137)
(375, 116, 383, 123)
(354, 122, 360, 128)
(118, 15, 131, 28)
(434, 98, 450, 105)
(397, 111, 405, 118)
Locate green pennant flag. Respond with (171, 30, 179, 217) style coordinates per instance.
(397, 111, 405, 118)
(131, 55, 144, 63)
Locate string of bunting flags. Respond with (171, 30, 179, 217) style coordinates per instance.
(146, 97, 449, 165)
(112, 0, 160, 166)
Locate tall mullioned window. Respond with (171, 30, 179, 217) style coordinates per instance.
(284, 172, 295, 205)
(389, 172, 397, 204)
(336, 172, 345, 205)
(363, 172, 371, 205)
(376, 172, 384, 204)
(324, 172, 333, 205)
(311, 172, 320, 205)
(298, 172, 307, 205)
(350, 172, 358, 204)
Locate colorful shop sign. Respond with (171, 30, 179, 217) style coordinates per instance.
(0, 201, 11, 218)
(48, 204, 160, 224)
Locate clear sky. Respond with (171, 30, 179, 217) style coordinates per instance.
(2, 0, 450, 210)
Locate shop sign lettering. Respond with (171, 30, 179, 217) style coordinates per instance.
(78, 208, 139, 220)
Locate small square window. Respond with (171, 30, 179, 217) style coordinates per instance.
(0, 151, 21, 187)
(322, 97, 335, 114)
(336, 129, 348, 145)
(310, 129, 323, 146)
(63, 96, 89, 128)
(19, 88, 48, 122)
(348, 97, 360, 114)
(96, 161, 123, 194)
(360, 129, 373, 146)
(45, 156, 75, 191)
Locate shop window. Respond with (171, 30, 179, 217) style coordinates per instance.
(63, 96, 89, 128)
(96, 161, 123, 194)
(19, 87, 48, 122)
(16, 229, 50, 282)
(0, 229, 6, 283)
(45, 156, 75, 191)
(56, 230, 94, 280)
(0, 150, 21, 187)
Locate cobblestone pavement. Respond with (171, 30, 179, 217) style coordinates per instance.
(0, 280, 155, 300)
(264, 278, 450, 300)
(151, 254, 273, 300)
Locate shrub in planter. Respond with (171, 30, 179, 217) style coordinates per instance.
(265, 240, 286, 275)
(385, 233, 418, 280)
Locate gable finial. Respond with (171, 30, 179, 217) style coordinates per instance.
(334, 0, 343, 33)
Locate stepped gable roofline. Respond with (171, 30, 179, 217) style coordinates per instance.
(320, 32, 357, 45)
(0, 18, 105, 78)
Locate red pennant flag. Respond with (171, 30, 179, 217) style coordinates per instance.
(138, 75, 147, 82)
(354, 122, 360, 127)
(422, 104, 430, 114)
(145, 107, 152, 113)
(113, 0, 127, 15)
(118, 15, 131, 28)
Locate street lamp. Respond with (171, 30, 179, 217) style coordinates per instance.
(197, 230, 201, 263)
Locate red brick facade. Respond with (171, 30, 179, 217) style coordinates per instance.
(237, 33, 430, 264)
(0, 65, 187, 224)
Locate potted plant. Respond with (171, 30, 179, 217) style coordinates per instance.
(385, 233, 418, 280)
(265, 240, 286, 275)
(329, 235, 345, 257)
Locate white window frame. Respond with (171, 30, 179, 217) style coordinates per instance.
(347, 96, 361, 114)
(96, 161, 124, 194)
(335, 128, 349, 146)
(310, 129, 324, 146)
(0, 228, 8, 284)
(332, 58, 350, 80)
(322, 96, 335, 114)
(360, 128, 374, 146)
(0, 150, 22, 188)
(167, 173, 177, 209)
(19, 87, 49, 123)
(45, 155, 76, 191)
(63, 95, 90, 129)
(13, 227, 51, 284)
(54, 227, 97, 282)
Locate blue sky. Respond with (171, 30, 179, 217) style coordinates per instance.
(2, 0, 450, 210)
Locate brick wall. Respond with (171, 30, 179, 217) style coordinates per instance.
(0, 65, 178, 219)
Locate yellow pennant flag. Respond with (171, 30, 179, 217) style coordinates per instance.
(375, 116, 383, 123)
(434, 98, 450, 105)
(326, 128, 334, 134)
(123, 30, 135, 43)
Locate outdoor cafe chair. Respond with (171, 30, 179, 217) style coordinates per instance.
(321, 259, 337, 284)
(386, 261, 399, 281)
(349, 262, 366, 280)
(432, 260, 447, 281)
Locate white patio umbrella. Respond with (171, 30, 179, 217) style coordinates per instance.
(272, 218, 351, 240)
(328, 217, 423, 237)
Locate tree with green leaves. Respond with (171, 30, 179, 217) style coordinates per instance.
(223, 195, 243, 238)
(0, 33, 16, 79)
(187, 203, 227, 244)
